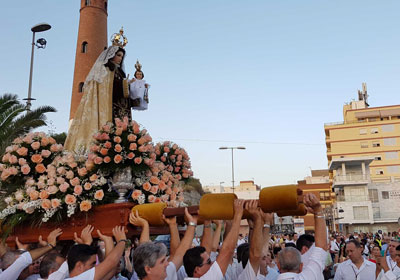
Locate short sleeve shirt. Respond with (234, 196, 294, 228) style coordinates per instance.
(238, 261, 259, 280)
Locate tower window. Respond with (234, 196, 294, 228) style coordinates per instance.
(78, 82, 84, 93)
(81, 42, 88, 53)
(85, 0, 90, 6)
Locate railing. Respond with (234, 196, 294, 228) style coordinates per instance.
(371, 176, 400, 183)
(336, 195, 369, 202)
(373, 212, 399, 221)
(334, 174, 369, 182)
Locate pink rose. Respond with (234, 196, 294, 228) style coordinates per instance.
(78, 167, 87, 177)
(142, 182, 151, 191)
(74, 185, 83, 196)
(50, 144, 59, 152)
(41, 199, 51, 210)
(84, 182, 92, 190)
(29, 190, 39, 200)
(70, 177, 80, 186)
(16, 147, 28, 156)
(80, 200, 92, 211)
(94, 157, 103, 165)
(41, 137, 49, 146)
(150, 176, 160, 185)
(18, 158, 27, 166)
(31, 154, 43, 163)
(21, 164, 31, 175)
(65, 194, 76, 205)
(131, 190, 142, 200)
(114, 136, 122, 144)
(127, 134, 137, 142)
(89, 174, 98, 182)
(35, 164, 46, 173)
(115, 128, 123, 136)
(23, 135, 33, 144)
(129, 143, 137, 151)
(100, 148, 109, 156)
(90, 144, 100, 152)
(56, 176, 65, 184)
(31, 141, 41, 150)
(47, 185, 58, 194)
(104, 156, 111, 163)
(114, 154, 123, 164)
(127, 153, 134, 160)
(9, 155, 18, 164)
(104, 141, 112, 149)
(150, 185, 159, 194)
(51, 199, 61, 208)
(134, 157, 142, 164)
(114, 144, 122, 153)
(66, 169, 75, 179)
(102, 124, 111, 132)
(39, 190, 49, 200)
(148, 195, 156, 203)
(94, 190, 104, 200)
(59, 182, 70, 192)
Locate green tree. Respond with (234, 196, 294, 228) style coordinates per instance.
(0, 93, 56, 155)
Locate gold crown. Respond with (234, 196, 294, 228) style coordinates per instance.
(111, 27, 128, 48)
(135, 60, 142, 72)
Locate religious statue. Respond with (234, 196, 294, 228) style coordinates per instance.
(64, 28, 132, 152)
(129, 60, 150, 111)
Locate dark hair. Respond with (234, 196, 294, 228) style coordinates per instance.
(183, 246, 206, 277)
(236, 243, 249, 263)
(273, 246, 281, 257)
(104, 47, 126, 72)
(285, 243, 297, 248)
(346, 239, 362, 248)
(396, 245, 400, 251)
(39, 251, 64, 278)
(134, 71, 144, 79)
(241, 246, 250, 269)
(296, 234, 315, 252)
(67, 244, 98, 272)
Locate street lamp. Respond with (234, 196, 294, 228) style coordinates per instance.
(24, 23, 51, 111)
(219, 146, 246, 193)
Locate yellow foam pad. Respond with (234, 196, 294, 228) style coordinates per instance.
(276, 203, 307, 217)
(199, 193, 237, 220)
(259, 185, 299, 212)
(132, 203, 167, 226)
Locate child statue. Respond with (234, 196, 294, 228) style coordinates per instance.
(129, 60, 150, 111)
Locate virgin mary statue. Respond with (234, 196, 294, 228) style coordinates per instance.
(65, 31, 131, 153)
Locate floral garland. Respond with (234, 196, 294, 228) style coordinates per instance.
(0, 118, 194, 228)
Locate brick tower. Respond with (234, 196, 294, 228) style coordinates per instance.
(69, 0, 108, 120)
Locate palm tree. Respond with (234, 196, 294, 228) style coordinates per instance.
(0, 93, 56, 155)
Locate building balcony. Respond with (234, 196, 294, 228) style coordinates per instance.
(333, 174, 370, 187)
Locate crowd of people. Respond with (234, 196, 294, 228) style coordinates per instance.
(0, 193, 398, 280)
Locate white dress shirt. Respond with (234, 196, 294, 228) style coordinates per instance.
(237, 261, 259, 280)
(65, 267, 95, 280)
(184, 261, 223, 280)
(377, 256, 400, 280)
(278, 247, 327, 280)
(0, 251, 33, 280)
(334, 259, 376, 280)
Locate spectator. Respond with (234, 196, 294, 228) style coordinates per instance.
(334, 239, 376, 280)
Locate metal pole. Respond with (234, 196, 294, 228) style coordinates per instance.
(231, 148, 235, 193)
(26, 32, 36, 111)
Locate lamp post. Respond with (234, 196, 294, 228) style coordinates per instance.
(24, 23, 51, 111)
(219, 146, 246, 193)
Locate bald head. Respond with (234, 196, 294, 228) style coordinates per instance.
(277, 247, 302, 273)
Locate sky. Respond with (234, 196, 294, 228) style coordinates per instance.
(1, 1, 399, 188)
